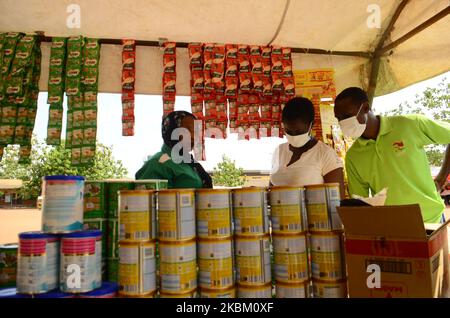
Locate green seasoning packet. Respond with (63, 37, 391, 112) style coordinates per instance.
(65, 36, 83, 97)
(18, 39, 41, 163)
(84, 181, 106, 219)
(47, 37, 66, 105)
(79, 38, 100, 166)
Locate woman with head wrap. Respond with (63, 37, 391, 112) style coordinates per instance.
(135, 111, 213, 189)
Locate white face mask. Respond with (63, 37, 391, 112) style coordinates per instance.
(339, 104, 367, 138)
(285, 123, 312, 148)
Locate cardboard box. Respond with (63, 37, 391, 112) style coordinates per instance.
(338, 204, 449, 298)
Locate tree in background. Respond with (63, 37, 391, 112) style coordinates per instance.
(0, 137, 128, 199)
(212, 155, 245, 187)
(376, 78, 449, 166)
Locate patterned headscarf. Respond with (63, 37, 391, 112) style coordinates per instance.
(161, 111, 196, 148)
(161, 111, 212, 188)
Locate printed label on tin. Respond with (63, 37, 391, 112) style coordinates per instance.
(197, 193, 230, 210)
(198, 241, 233, 288)
(119, 193, 150, 211)
(200, 288, 236, 298)
(42, 179, 84, 232)
(197, 208, 231, 237)
(276, 284, 309, 298)
(313, 281, 347, 298)
(160, 260, 197, 293)
(120, 211, 151, 241)
(158, 193, 196, 240)
(271, 205, 302, 232)
(234, 207, 268, 235)
(61, 237, 100, 292)
(238, 285, 272, 298)
(160, 243, 196, 262)
(17, 240, 59, 293)
(273, 236, 309, 282)
(119, 244, 156, 295)
(235, 238, 271, 284)
(311, 236, 344, 280)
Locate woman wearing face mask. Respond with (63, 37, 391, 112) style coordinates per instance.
(135, 111, 213, 189)
(270, 97, 345, 197)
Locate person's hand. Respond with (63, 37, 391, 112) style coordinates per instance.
(434, 174, 448, 193)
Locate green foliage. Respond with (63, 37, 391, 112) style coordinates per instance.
(377, 78, 449, 166)
(0, 137, 128, 199)
(212, 155, 245, 187)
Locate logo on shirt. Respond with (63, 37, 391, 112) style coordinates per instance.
(393, 141, 405, 152)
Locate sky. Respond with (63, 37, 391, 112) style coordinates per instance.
(32, 71, 449, 178)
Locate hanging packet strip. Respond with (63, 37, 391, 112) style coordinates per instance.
(18, 37, 41, 163)
(47, 37, 67, 145)
(122, 39, 135, 136)
(80, 38, 100, 165)
(162, 42, 176, 117)
(0, 33, 23, 147)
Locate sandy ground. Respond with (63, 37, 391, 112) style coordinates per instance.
(0, 209, 42, 244)
(0, 207, 450, 244)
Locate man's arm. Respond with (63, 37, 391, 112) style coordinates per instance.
(435, 144, 450, 191)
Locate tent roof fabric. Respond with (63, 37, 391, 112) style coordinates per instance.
(0, 0, 448, 97)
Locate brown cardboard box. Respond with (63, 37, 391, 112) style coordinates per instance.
(338, 204, 450, 298)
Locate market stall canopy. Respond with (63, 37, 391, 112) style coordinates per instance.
(0, 0, 449, 98)
(0, 179, 23, 190)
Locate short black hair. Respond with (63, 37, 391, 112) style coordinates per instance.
(282, 97, 315, 124)
(335, 87, 369, 105)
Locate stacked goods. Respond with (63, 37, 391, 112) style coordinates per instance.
(46, 37, 66, 145)
(60, 230, 102, 293)
(305, 183, 347, 298)
(0, 32, 41, 162)
(270, 187, 310, 298)
(232, 188, 272, 298)
(65, 36, 100, 166)
(82, 179, 168, 283)
(83, 180, 108, 280)
(16, 232, 59, 294)
(105, 180, 134, 281)
(41, 176, 85, 233)
(196, 189, 235, 298)
(158, 189, 197, 297)
(121, 39, 135, 136)
(162, 42, 176, 117)
(14, 175, 115, 298)
(118, 190, 157, 297)
(0, 243, 18, 288)
(305, 183, 343, 232)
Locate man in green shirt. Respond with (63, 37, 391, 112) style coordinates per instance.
(334, 87, 450, 223)
(136, 111, 212, 189)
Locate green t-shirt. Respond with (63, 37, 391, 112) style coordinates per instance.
(345, 115, 450, 223)
(135, 144, 203, 189)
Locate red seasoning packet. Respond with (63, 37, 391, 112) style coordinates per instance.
(121, 39, 135, 136)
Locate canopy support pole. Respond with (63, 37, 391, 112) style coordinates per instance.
(367, 0, 410, 104)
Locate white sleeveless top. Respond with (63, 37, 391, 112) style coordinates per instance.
(270, 141, 343, 187)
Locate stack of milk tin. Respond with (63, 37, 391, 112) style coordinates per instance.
(158, 189, 198, 298)
(82, 179, 168, 283)
(305, 183, 348, 298)
(117, 190, 157, 298)
(14, 176, 116, 298)
(196, 189, 235, 298)
(269, 186, 310, 298)
(232, 187, 272, 298)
